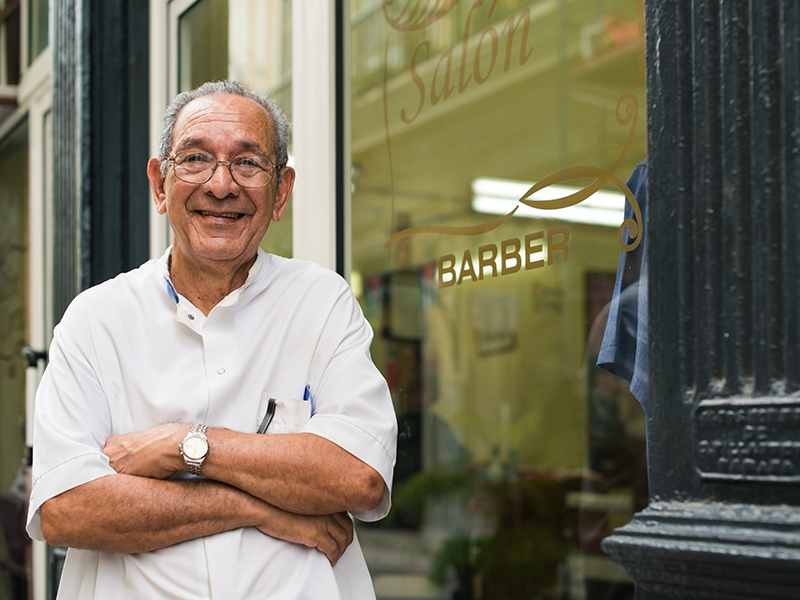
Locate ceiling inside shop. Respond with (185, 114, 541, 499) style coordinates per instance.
(349, 0, 647, 274)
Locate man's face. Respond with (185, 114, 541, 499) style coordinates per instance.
(147, 93, 295, 272)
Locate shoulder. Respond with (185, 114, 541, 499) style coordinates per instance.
(84, 258, 161, 302)
(58, 259, 164, 331)
(257, 255, 365, 328)
(265, 255, 351, 298)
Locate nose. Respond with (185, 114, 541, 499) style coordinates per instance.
(204, 160, 240, 197)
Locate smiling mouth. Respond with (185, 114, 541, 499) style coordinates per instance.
(198, 210, 243, 219)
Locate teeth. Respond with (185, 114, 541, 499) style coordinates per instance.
(199, 211, 240, 219)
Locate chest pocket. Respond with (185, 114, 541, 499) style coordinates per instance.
(257, 394, 312, 434)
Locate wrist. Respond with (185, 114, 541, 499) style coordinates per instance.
(170, 424, 193, 472)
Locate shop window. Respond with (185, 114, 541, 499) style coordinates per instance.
(1, 0, 20, 86)
(28, 0, 47, 65)
(179, 0, 229, 92)
(350, 1, 647, 598)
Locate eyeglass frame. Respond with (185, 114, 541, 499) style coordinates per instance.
(167, 150, 282, 188)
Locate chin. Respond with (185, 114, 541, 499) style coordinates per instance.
(196, 244, 255, 263)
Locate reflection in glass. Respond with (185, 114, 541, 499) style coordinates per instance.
(351, 1, 647, 598)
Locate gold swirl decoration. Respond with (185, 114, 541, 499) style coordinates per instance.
(382, 0, 461, 32)
(384, 93, 643, 252)
(518, 93, 642, 251)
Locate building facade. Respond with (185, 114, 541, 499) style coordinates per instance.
(0, 1, 797, 599)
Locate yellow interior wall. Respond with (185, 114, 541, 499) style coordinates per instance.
(423, 217, 622, 471)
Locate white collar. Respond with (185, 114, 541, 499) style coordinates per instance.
(158, 246, 270, 304)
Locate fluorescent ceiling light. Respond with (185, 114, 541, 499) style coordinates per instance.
(471, 177, 625, 227)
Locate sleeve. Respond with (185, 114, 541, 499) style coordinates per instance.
(26, 295, 116, 540)
(300, 281, 398, 523)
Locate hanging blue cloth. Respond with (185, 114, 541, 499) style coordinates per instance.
(597, 160, 649, 411)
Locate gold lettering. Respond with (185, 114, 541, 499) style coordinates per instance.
(478, 244, 498, 280)
(439, 254, 456, 288)
(458, 249, 478, 284)
(431, 47, 455, 105)
(547, 225, 571, 264)
(459, 0, 483, 92)
(501, 238, 521, 275)
(402, 42, 430, 124)
(525, 231, 544, 270)
(438, 227, 573, 288)
(502, 9, 534, 71)
(474, 26, 499, 85)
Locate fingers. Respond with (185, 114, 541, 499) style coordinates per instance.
(333, 511, 354, 548)
(253, 507, 355, 565)
(102, 435, 131, 472)
(319, 512, 354, 565)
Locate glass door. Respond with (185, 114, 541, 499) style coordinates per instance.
(349, 1, 648, 598)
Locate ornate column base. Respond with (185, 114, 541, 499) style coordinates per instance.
(601, 502, 800, 599)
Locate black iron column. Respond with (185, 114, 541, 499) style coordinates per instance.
(87, 0, 150, 287)
(52, 0, 149, 326)
(52, 0, 89, 322)
(601, 1, 800, 598)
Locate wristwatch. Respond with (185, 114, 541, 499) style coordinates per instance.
(180, 423, 209, 476)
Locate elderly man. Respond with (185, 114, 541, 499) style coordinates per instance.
(26, 81, 397, 599)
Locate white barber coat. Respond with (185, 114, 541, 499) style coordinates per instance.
(27, 248, 397, 600)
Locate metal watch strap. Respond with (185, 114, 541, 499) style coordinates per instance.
(184, 423, 208, 476)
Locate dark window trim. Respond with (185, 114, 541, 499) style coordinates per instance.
(335, 0, 346, 276)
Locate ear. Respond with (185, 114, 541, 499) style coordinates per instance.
(147, 157, 168, 215)
(271, 167, 296, 222)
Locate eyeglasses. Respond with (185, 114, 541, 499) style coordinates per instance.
(168, 150, 278, 188)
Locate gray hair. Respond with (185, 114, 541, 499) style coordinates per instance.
(157, 80, 290, 185)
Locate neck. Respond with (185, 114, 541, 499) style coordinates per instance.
(168, 251, 257, 316)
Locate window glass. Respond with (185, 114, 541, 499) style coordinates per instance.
(179, 0, 229, 92)
(350, 1, 647, 598)
(177, 0, 293, 257)
(0, 119, 29, 599)
(2, 0, 20, 85)
(28, 0, 48, 64)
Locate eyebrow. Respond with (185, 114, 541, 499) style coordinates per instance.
(175, 137, 267, 156)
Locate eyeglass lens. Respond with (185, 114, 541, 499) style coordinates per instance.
(173, 152, 273, 187)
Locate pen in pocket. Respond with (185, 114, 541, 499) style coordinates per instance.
(257, 397, 276, 434)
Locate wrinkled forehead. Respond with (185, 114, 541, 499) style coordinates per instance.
(172, 93, 274, 155)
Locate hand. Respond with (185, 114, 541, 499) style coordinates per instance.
(256, 510, 354, 565)
(103, 423, 190, 479)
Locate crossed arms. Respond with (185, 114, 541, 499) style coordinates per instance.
(39, 424, 385, 564)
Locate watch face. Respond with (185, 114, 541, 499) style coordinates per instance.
(182, 435, 208, 460)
